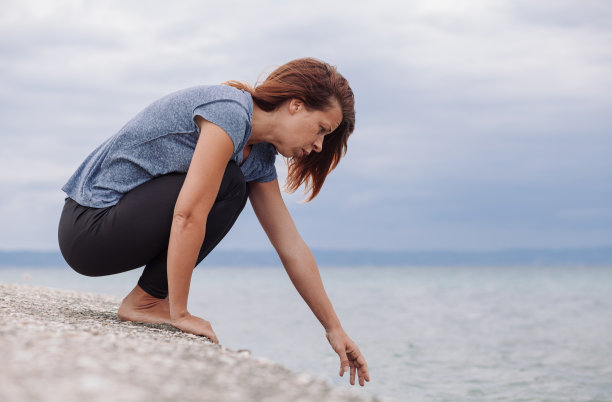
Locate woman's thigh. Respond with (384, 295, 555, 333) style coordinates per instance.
(58, 173, 186, 276)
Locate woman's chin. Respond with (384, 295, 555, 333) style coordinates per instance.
(279, 149, 298, 158)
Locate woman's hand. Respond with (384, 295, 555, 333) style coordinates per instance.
(170, 312, 219, 344)
(326, 327, 370, 386)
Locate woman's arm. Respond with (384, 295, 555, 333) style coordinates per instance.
(165, 116, 234, 343)
(249, 179, 370, 386)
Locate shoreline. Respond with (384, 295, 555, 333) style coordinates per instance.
(0, 282, 380, 402)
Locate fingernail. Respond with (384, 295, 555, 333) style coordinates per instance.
(343, 366, 349, 374)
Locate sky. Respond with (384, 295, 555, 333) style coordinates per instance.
(0, 0, 610, 252)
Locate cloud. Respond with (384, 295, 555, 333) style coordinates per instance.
(0, 0, 610, 251)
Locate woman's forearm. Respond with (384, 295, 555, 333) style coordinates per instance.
(166, 215, 207, 319)
(279, 240, 342, 332)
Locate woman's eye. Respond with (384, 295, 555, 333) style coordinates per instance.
(319, 126, 326, 134)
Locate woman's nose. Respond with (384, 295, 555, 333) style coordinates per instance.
(313, 137, 323, 152)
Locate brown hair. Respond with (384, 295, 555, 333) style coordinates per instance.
(225, 58, 355, 201)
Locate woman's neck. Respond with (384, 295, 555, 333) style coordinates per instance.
(248, 103, 277, 146)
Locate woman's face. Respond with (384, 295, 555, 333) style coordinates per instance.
(275, 98, 343, 158)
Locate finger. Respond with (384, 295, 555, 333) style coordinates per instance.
(357, 366, 365, 386)
(198, 326, 218, 344)
(207, 328, 219, 344)
(337, 349, 350, 377)
(353, 354, 370, 382)
(359, 365, 370, 383)
(350, 364, 356, 385)
(198, 319, 219, 344)
(209, 333, 219, 344)
(360, 363, 370, 382)
(355, 354, 367, 367)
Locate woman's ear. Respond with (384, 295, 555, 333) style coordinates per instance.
(289, 99, 303, 115)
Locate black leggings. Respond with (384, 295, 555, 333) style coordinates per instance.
(58, 161, 248, 299)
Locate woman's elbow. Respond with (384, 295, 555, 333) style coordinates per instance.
(172, 209, 207, 231)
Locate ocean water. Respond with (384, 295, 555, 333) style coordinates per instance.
(1, 265, 611, 401)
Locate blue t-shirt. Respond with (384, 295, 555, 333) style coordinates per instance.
(62, 85, 277, 208)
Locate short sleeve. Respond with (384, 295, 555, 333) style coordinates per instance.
(256, 164, 277, 183)
(193, 100, 250, 154)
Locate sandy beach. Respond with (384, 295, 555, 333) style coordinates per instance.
(0, 282, 379, 402)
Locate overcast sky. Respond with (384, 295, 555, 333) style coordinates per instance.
(1, 0, 610, 252)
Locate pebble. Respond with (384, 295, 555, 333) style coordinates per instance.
(0, 282, 379, 402)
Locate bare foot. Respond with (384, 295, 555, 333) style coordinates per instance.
(118, 285, 170, 324)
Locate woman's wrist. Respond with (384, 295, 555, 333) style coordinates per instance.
(324, 323, 344, 333)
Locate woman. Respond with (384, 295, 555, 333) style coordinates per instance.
(58, 58, 369, 386)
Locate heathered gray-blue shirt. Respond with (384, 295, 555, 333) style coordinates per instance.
(62, 85, 277, 208)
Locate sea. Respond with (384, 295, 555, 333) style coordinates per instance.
(1, 264, 611, 401)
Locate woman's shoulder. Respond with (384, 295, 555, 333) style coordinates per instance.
(169, 85, 252, 110)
